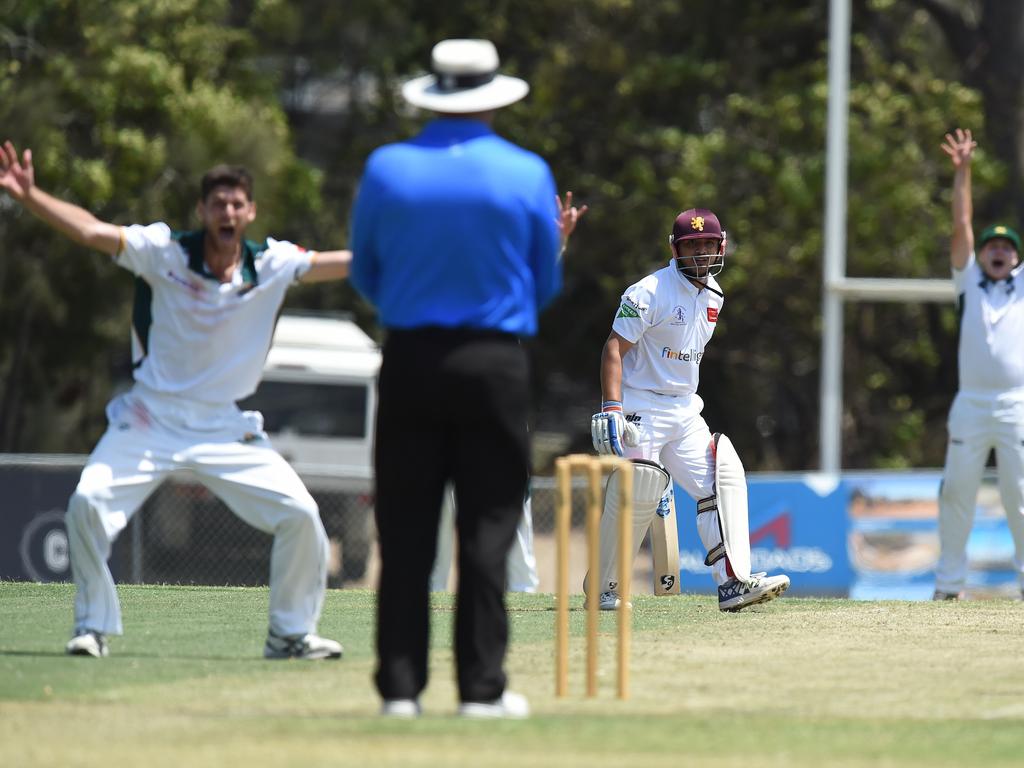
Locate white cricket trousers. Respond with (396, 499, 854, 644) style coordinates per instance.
(595, 387, 729, 591)
(66, 387, 328, 637)
(935, 391, 1024, 593)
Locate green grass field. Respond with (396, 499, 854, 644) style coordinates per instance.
(2, 582, 1023, 767)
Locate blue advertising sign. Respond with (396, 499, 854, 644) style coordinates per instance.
(0, 464, 82, 581)
(675, 474, 852, 596)
(671, 470, 1019, 600)
(0, 460, 126, 583)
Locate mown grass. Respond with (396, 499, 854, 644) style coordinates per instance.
(1, 582, 1023, 767)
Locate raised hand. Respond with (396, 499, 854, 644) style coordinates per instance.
(556, 190, 588, 248)
(941, 128, 976, 169)
(0, 141, 35, 201)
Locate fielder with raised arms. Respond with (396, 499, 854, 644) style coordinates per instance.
(934, 128, 1024, 600)
(0, 140, 349, 659)
(590, 207, 790, 611)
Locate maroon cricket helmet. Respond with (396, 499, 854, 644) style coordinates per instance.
(670, 208, 723, 244)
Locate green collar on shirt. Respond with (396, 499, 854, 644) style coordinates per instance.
(172, 229, 261, 286)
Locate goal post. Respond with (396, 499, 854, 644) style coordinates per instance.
(819, 277, 954, 473)
(818, 0, 955, 472)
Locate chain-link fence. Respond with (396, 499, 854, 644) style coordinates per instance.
(1, 455, 666, 594)
(0, 455, 374, 588)
(134, 473, 377, 588)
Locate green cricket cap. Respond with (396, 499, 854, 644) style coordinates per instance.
(978, 224, 1021, 252)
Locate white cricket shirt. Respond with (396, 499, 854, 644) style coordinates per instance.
(116, 223, 314, 405)
(610, 261, 724, 397)
(953, 254, 1024, 397)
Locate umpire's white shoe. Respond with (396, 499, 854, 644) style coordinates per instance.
(66, 630, 108, 658)
(718, 572, 790, 612)
(263, 631, 343, 660)
(458, 690, 530, 719)
(380, 699, 421, 718)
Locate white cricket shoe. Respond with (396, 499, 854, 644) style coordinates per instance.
(263, 631, 343, 660)
(458, 690, 530, 719)
(718, 572, 790, 612)
(381, 699, 421, 718)
(66, 630, 108, 658)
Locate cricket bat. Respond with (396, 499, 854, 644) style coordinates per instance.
(651, 487, 681, 595)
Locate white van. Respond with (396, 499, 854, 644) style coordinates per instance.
(241, 313, 381, 475)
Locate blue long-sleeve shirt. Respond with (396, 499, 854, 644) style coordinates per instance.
(350, 119, 562, 337)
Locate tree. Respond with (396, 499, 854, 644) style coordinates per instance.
(0, 0, 325, 451)
(910, 0, 1024, 224)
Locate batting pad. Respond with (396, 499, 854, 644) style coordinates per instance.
(588, 460, 670, 595)
(714, 433, 752, 582)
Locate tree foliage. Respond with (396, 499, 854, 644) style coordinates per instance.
(1, 0, 1020, 470)
(0, 0, 323, 451)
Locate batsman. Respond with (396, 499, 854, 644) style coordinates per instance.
(589, 207, 790, 611)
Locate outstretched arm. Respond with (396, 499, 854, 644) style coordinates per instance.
(0, 141, 123, 256)
(941, 128, 976, 271)
(301, 249, 352, 282)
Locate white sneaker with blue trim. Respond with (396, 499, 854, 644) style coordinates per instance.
(718, 572, 789, 612)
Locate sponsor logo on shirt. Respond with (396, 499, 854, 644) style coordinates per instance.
(617, 302, 640, 319)
(707, 307, 719, 323)
(661, 346, 703, 363)
(671, 305, 687, 325)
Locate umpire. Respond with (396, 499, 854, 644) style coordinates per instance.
(350, 39, 583, 718)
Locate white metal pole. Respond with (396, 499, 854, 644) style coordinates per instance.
(819, 0, 851, 473)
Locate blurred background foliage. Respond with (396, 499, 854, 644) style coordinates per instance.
(0, 0, 1020, 470)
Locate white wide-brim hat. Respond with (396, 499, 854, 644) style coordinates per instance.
(401, 39, 529, 113)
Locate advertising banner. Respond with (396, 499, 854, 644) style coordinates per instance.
(846, 472, 1018, 600)
(675, 471, 1018, 599)
(676, 474, 851, 596)
(0, 459, 126, 583)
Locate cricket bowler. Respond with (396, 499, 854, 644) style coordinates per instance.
(0, 140, 349, 659)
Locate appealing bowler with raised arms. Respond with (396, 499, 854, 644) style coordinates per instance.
(0, 139, 350, 659)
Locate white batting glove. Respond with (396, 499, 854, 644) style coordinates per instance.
(590, 401, 640, 456)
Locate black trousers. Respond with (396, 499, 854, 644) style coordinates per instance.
(373, 328, 530, 703)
